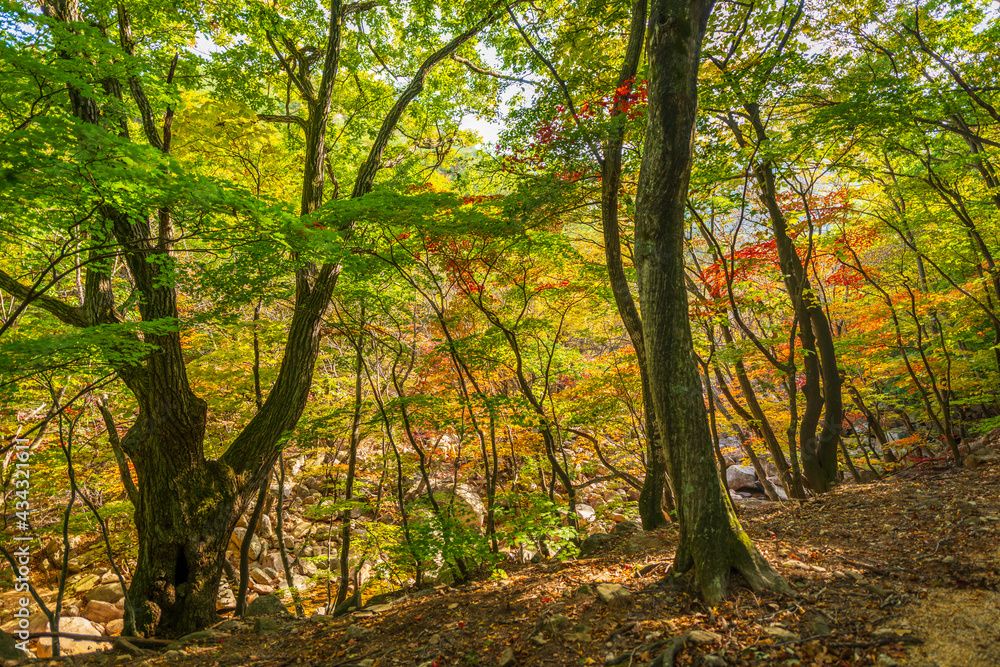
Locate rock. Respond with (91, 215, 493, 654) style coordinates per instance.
(167, 630, 229, 650)
(36, 616, 106, 657)
(257, 514, 275, 539)
(250, 566, 274, 585)
(330, 590, 362, 617)
(70, 572, 101, 595)
(105, 618, 124, 636)
(291, 521, 313, 540)
(254, 616, 279, 634)
(296, 559, 318, 577)
(261, 552, 285, 572)
(229, 527, 263, 560)
(579, 533, 613, 557)
(763, 625, 799, 642)
(964, 455, 981, 469)
(365, 589, 407, 607)
(217, 587, 236, 608)
(611, 521, 642, 535)
(765, 476, 790, 499)
(563, 624, 592, 642)
(876, 654, 898, 667)
(111, 637, 145, 656)
(726, 465, 758, 491)
(82, 599, 123, 624)
(216, 620, 247, 632)
(625, 533, 671, 553)
(595, 583, 631, 606)
(345, 624, 369, 640)
(498, 646, 516, 666)
(576, 504, 597, 522)
(855, 469, 880, 483)
(434, 483, 486, 529)
(809, 616, 831, 636)
(245, 594, 291, 618)
(687, 630, 721, 644)
(702, 655, 727, 667)
(0, 629, 29, 659)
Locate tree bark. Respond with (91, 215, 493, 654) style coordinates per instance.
(634, 0, 788, 603)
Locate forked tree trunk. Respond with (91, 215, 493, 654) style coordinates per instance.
(123, 406, 242, 636)
(634, 0, 788, 603)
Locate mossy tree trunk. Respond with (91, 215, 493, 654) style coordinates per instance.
(633, 0, 789, 603)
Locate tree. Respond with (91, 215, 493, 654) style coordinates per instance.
(634, 0, 788, 602)
(0, 0, 506, 636)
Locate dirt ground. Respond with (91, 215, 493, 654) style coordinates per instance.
(9, 454, 999, 667)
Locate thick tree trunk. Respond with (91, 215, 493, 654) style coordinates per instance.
(634, 0, 788, 603)
(125, 424, 240, 636)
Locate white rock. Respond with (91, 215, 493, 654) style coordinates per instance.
(36, 617, 106, 657)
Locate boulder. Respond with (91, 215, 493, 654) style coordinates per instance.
(82, 599, 123, 624)
(0, 629, 29, 660)
(611, 521, 641, 535)
(105, 618, 124, 636)
(245, 593, 291, 618)
(36, 617, 105, 657)
(726, 465, 758, 491)
(575, 504, 596, 523)
(229, 527, 262, 560)
(250, 566, 274, 585)
(579, 533, 613, 557)
(595, 583, 631, 607)
(435, 483, 485, 529)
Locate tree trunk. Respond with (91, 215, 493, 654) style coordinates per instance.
(126, 440, 239, 636)
(634, 0, 788, 603)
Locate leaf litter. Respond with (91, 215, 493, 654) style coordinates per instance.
(16, 450, 999, 667)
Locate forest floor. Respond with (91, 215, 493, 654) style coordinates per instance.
(11, 451, 1000, 667)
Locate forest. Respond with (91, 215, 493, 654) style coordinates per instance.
(0, 0, 998, 664)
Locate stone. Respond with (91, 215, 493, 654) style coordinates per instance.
(876, 655, 898, 667)
(261, 552, 285, 572)
(701, 655, 727, 667)
(254, 617, 279, 634)
(82, 599, 123, 624)
(217, 587, 236, 608)
(216, 620, 247, 632)
(595, 583, 631, 606)
(36, 616, 106, 657)
(258, 514, 275, 539)
(291, 521, 313, 540)
(296, 559, 318, 577)
(70, 573, 101, 595)
(579, 533, 613, 557)
(345, 624, 368, 640)
(611, 521, 642, 535)
(763, 625, 799, 642)
(563, 624, 592, 642)
(167, 630, 229, 650)
(366, 589, 407, 607)
(625, 533, 671, 553)
(229, 527, 263, 560)
(576, 504, 597, 522)
(687, 630, 722, 644)
(726, 465, 758, 491)
(250, 566, 274, 585)
(245, 594, 292, 618)
(499, 646, 516, 666)
(0, 629, 29, 659)
(105, 618, 124, 636)
(434, 483, 486, 529)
